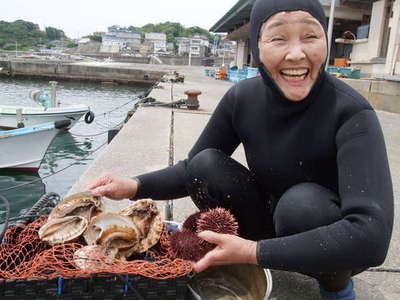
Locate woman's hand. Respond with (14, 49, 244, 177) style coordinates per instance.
(87, 173, 139, 200)
(193, 231, 258, 273)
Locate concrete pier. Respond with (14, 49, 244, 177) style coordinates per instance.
(69, 67, 400, 299)
(0, 59, 166, 86)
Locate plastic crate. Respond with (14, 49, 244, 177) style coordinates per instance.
(327, 67, 361, 79)
(247, 67, 259, 78)
(0, 214, 190, 300)
(0, 274, 190, 300)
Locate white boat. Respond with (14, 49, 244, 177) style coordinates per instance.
(0, 81, 94, 130)
(0, 104, 91, 129)
(0, 120, 71, 171)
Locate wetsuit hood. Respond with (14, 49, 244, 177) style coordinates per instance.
(250, 0, 328, 103)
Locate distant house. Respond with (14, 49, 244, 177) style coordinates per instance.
(216, 40, 236, 57)
(176, 37, 190, 56)
(52, 40, 69, 50)
(176, 36, 209, 57)
(140, 42, 154, 57)
(190, 36, 210, 57)
(101, 26, 141, 53)
(144, 32, 167, 54)
(167, 42, 175, 53)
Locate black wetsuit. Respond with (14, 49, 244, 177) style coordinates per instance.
(133, 0, 394, 290)
(135, 73, 393, 273)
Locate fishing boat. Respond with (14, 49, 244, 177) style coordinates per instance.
(0, 81, 94, 130)
(0, 120, 71, 171)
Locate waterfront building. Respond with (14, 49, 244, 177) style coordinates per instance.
(140, 42, 154, 57)
(211, 0, 388, 75)
(144, 33, 167, 54)
(167, 42, 175, 53)
(176, 36, 210, 57)
(101, 26, 142, 54)
(176, 37, 190, 56)
(216, 40, 236, 58)
(52, 40, 70, 51)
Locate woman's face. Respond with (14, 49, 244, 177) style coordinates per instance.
(258, 11, 327, 101)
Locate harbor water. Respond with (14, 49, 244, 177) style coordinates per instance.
(0, 77, 148, 217)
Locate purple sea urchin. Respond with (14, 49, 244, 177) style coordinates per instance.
(168, 208, 239, 262)
(168, 229, 213, 261)
(182, 211, 203, 232)
(196, 207, 238, 236)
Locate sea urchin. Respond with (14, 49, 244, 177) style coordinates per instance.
(168, 229, 213, 261)
(196, 207, 238, 236)
(182, 211, 203, 232)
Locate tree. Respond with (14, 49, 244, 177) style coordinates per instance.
(0, 20, 69, 50)
(45, 27, 65, 41)
(86, 34, 102, 42)
(126, 22, 210, 44)
(67, 42, 78, 48)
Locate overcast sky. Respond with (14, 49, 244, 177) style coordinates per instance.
(2, 0, 239, 38)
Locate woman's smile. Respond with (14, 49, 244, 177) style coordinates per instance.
(258, 11, 327, 101)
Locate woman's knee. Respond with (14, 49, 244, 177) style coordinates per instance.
(274, 183, 342, 236)
(187, 148, 225, 179)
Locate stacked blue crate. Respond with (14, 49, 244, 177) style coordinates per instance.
(327, 67, 360, 79)
(204, 69, 216, 78)
(227, 69, 246, 82)
(247, 67, 259, 78)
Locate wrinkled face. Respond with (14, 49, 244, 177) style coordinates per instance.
(258, 11, 327, 101)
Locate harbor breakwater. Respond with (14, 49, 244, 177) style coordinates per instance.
(0, 59, 166, 86)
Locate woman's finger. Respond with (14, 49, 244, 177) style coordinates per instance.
(193, 251, 214, 273)
(197, 230, 224, 245)
(87, 174, 112, 190)
(91, 184, 112, 197)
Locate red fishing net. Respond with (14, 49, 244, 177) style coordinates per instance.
(0, 217, 193, 281)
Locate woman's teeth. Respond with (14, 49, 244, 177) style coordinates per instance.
(281, 69, 308, 81)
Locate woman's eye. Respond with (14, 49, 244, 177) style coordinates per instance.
(271, 37, 285, 42)
(305, 34, 318, 39)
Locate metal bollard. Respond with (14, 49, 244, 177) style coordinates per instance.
(184, 90, 201, 110)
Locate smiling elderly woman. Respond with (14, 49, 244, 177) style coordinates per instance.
(88, 0, 394, 299)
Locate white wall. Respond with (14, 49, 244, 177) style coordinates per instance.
(235, 40, 247, 69)
(369, 0, 387, 58)
(385, 0, 400, 74)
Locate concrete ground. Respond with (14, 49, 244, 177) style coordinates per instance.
(69, 65, 400, 299)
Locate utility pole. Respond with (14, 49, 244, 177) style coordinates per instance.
(188, 39, 192, 66)
(213, 35, 218, 56)
(222, 42, 226, 67)
(15, 41, 18, 58)
(325, 0, 336, 70)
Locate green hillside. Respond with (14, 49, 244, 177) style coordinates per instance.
(0, 20, 66, 50)
(127, 22, 216, 43)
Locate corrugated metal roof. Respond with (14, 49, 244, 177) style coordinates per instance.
(209, 0, 374, 33)
(209, 0, 255, 33)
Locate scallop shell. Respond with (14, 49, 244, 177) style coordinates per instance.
(49, 191, 102, 221)
(83, 213, 140, 251)
(120, 199, 163, 253)
(38, 215, 88, 244)
(74, 245, 118, 270)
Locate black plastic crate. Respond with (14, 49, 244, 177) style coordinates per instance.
(0, 273, 190, 300)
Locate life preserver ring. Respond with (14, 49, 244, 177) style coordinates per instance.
(84, 111, 95, 124)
